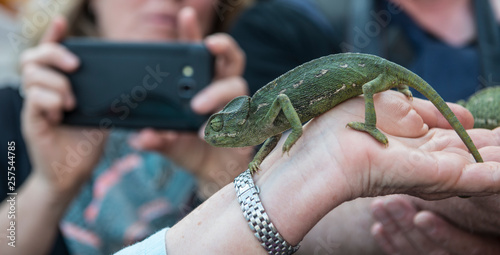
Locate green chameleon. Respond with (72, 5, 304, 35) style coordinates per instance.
(204, 53, 483, 174)
(458, 86, 500, 130)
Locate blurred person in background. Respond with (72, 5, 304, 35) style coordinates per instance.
(0, 0, 253, 254)
(2, 0, 500, 254)
(229, 0, 500, 254)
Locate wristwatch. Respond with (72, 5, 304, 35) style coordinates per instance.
(234, 169, 300, 254)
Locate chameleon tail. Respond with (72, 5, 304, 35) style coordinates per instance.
(404, 72, 483, 163)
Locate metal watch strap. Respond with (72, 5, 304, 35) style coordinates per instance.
(234, 169, 300, 254)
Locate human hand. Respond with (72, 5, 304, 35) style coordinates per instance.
(20, 17, 108, 199)
(164, 91, 500, 254)
(252, 91, 500, 245)
(370, 195, 500, 255)
(129, 7, 250, 193)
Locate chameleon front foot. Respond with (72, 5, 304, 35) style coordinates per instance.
(347, 122, 388, 145)
(282, 137, 298, 156)
(248, 160, 262, 175)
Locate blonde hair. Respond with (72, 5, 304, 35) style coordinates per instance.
(23, 0, 254, 45)
(20, 0, 85, 47)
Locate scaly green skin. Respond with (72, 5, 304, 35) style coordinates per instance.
(204, 53, 483, 174)
(458, 86, 500, 130)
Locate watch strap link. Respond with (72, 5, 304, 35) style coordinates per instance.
(234, 169, 300, 254)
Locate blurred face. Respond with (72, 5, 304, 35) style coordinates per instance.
(90, 0, 217, 41)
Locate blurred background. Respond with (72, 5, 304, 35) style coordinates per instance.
(0, 0, 79, 88)
(0, 0, 22, 88)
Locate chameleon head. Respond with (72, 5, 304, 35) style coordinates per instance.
(204, 95, 252, 147)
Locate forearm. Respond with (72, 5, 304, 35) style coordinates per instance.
(166, 184, 265, 254)
(0, 173, 75, 255)
(167, 161, 350, 254)
(299, 198, 384, 255)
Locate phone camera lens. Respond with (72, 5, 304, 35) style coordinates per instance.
(183, 66, 194, 77)
(177, 78, 197, 99)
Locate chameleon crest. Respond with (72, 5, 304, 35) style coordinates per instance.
(205, 95, 252, 147)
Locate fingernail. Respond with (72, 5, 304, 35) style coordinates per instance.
(205, 35, 220, 46)
(181, 6, 195, 16)
(191, 94, 208, 113)
(386, 201, 406, 220)
(65, 55, 79, 67)
(205, 37, 216, 47)
(415, 213, 436, 235)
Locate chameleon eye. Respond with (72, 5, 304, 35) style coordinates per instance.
(210, 115, 223, 132)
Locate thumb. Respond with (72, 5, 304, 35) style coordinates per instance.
(129, 129, 179, 151)
(177, 7, 203, 42)
(40, 16, 68, 44)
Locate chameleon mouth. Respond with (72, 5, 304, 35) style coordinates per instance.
(205, 132, 240, 147)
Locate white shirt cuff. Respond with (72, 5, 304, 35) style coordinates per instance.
(114, 228, 169, 255)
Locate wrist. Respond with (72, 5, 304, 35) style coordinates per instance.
(21, 173, 77, 218)
(30, 170, 83, 206)
(167, 184, 266, 254)
(254, 162, 351, 246)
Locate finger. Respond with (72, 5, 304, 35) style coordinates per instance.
(22, 86, 64, 136)
(129, 128, 206, 174)
(371, 198, 423, 255)
(467, 127, 500, 149)
(371, 222, 399, 255)
(452, 146, 500, 195)
(414, 211, 500, 255)
(433, 128, 500, 150)
(371, 91, 429, 138)
(411, 99, 475, 130)
(178, 7, 203, 42)
(40, 16, 67, 43)
(406, 150, 500, 198)
(191, 76, 248, 114)
(380, 197, 440, 253)
(205, 33, 246, 78)
(393, 126, 499, 163)
(371, 127, 500, 199)
(20, 43, 80, 73)
(334, 91, 428, 139)
(22, 64, 75, 110)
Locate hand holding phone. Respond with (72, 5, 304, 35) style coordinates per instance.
(61, 39, 214, 131)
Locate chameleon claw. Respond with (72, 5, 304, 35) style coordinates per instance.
(282, 146, 290, 156)
(282, 141, 296, 156)
(248, 161, 261, 175)
(397, 85, 413, 100)
(347, 121, 389, 145)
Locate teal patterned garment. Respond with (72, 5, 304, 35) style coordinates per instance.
(61, 130, 197, 255)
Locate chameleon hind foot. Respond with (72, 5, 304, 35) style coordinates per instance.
(397, 85, 413, 100)
(347, 122, 388, 145)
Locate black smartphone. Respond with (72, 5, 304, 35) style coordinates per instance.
(61, 39, 214, 131)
